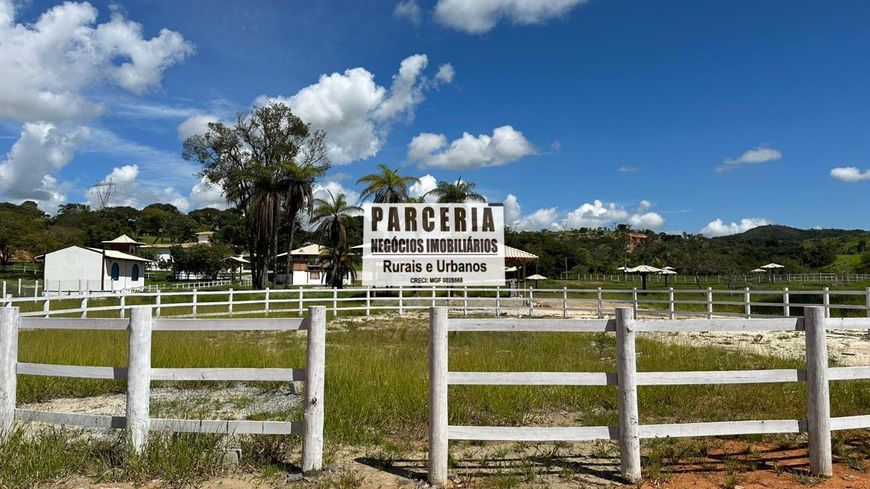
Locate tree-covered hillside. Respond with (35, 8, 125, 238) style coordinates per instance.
(2, 200, 868, 279)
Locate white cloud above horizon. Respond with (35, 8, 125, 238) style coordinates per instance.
(503, 194, 665, 231)
(0, 0, 193, 210)
(394, 0, 423, 26)
(256, 54, 453, 165)
(433, 0, 589, 34)
(407, 125, 535, 169)
(830, 166, 870, 182)
(716, 147, 782, 173)
(700, 217, 771, 237)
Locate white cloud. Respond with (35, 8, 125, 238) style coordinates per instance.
(434, 0, 588, 34)
(313, 180, 360, 206)
(0, 0, 192, 209)
(256, 54, 453, 165)
(409, 174, 438, 201)
(830, 166, 870, 182)
(0, 1, 193, 123)
(188, 177, 227, 209)
(394, 0, 422, 26)
(700, 217, 771, 237)
(716, 147, 782, 173)
(435, 63, 455, 84)
(617, 166, 640, 173)
(504, 195, 664, 231)
(407, 125, 535, 169)
(177, 113, 220, 141)
(85, 164, 190, 211)
(0, 122, 89, 210)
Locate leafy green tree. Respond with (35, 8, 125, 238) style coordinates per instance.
(424, 178, 485, 203)
(170, 243, 232, 280)
(183, 102, 330, 288)
(357, 164, 417, 203)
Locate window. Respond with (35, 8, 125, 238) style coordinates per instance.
(131, 264, 140, 282)
(111, 263, 120, 281)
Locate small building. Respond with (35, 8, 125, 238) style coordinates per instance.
(274, 244, 351, 286)
(101, 234, 144, 255)
(142, 231, 215, 269)
(43, 245, 152, 293)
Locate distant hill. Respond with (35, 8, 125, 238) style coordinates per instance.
(715, 225, 868, 242)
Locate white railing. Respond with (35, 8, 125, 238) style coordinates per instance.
(559, 272, 870, 284)
(0, 306, 326, 474)
(4, 285, 870, 321)
(427, 306, 870, 485)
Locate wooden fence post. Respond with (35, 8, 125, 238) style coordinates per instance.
(706, 287, 714, 319)
(631, 288, 638, 319)
(17, 278, 21, 296)
(496, 287, 501, 316)
(264, 288, 270, 316)
(399, 286, 404, 315)
(302, 306, 326, 474)
(783, 287, 790, 317)
(127, 307, 152, 454)
(865, 287, 870, 319)
(81, 296, 88, 319)
(365, 287, 371, 316)
(0, 307, 19, 440)
(155, 290, 162, 317)
(804, 306, 832, 477)
(563, 286, 568, 318)
(118, 295, 125, 318)
(34, 280, 39, 300)
(744, 287, 751, 318)
(298, 287, 304, 316)
(228, 288, 234, 316)
(528, 287, 534, 317)
(668, 287, 675, 320)
(43, 297, 50, 318)
(616, 307, 641, 482)
(428, 306, 449, 487)
(463, 286, 468, 316)
(333, 288, 338, 318)
(597, 287, 603, 319)
(822, 287, 830, 318)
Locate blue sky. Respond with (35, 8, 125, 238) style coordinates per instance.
(1, 0, 869, 235)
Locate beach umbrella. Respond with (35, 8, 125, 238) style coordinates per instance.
(658, 268, 677, 286)
(625, 265, 662, 290)
(525, 273, 547, 288)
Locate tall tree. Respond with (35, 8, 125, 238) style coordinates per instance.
(310, 191, 361, 248)
(283, 162, 321, 279)
(357, 164, 418, 203)
(424, 178, 485, 203)
(182, 102, 330, 288)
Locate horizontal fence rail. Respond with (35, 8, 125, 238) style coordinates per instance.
(0, 306, 326, 474)
(4, 285, 870, 322)
(427, 306, 870, 486)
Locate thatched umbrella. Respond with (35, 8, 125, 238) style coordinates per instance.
(659, 268, 677, 286)
(626, 265, 662, 290)
(525, 274, 547, 288)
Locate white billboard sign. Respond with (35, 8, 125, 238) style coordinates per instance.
(362, 203, 505, 287)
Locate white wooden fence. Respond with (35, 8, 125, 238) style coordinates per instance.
(4, 285, 870, 321)
(0, 305, 326, 474)
(427, 306, 870, 486)
(559, 272, 870, 284)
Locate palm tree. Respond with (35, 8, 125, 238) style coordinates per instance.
(424, 178, 486, 203)
(246, 163, 291, 288)
(357, 164, 418, 203)
(310, 191, 362, 247)
(321, 244, 357, 289)
(283, 162, 321, 279)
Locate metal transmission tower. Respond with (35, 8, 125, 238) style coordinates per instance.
(91, 179, 115, 209)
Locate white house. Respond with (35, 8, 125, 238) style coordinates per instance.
(43, 245, 152, 293)
(275, 244, 351, 286)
